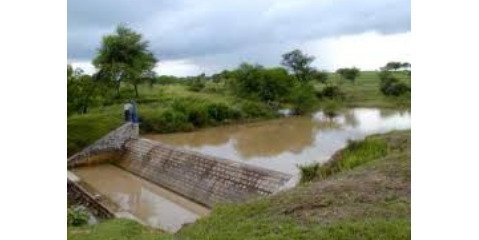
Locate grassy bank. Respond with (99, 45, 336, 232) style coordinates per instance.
(68, 130, 411, 240)
(67, 84, 275, 156)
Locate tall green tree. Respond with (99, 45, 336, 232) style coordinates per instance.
(281, 49, 315, 83)
(93, 25, 157, 98)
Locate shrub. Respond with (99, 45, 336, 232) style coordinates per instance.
(378, 71, 410, 96)
(318, 86, 345, 99)
(67, 207, 89, 226)
(188, 79, 206, 92)
(298, 163, 320, 183)
(186, 105, 210, 127)
(323, 101, 340, 118)
(240, 101, 274, 118)
(172, 99, 241, 126)
(289, 83, 317, 115)
(336, 67, 360, 83)
(229, 63, 294, 102)
(207, 102, 237, 122)
(380, 81, 410, 96)
(140, 109, 193, 133)
(203, 82, 225, 93)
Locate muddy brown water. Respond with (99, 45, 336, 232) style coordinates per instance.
(144, 108, 411, 177)
(72, 164, 209, 233)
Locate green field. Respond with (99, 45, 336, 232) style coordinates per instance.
(317, 71, 411, 108)
(68, 130, 411, 240)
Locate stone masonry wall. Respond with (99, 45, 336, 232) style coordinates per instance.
(67, 123, 139, 168)
(116, 139, 292, 207)
(67, 176, 115, 219)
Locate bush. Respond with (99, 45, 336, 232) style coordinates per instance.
(298, 163, 320, 183)
(336, 67, 360, 83)
(173, 99, 241, 125)
(140, 109, 193, 133)
(240, 101, 274, 118)
(203, 82, 225, 93)
(289, 84, 317, 115)
(68, 207, 90, 226)
(230, 63, 294, 102)
(207, 103, 231, 122)
(188, 79, 206, 92)
(378, 71, 410, 96)
(380, 81, 410, 96)
(318, 86, 345, 99)
(186, 106, 210, 127)
(323, 101, 340, 118)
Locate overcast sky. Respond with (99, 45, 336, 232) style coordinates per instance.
(68, 0, 410, 76)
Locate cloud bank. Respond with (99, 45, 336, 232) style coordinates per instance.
(68, 0, 410, 75)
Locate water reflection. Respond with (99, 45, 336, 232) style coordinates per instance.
(145, 108, 410, 175)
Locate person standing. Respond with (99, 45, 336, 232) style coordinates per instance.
(124, 101, 133, 122)
(131, 100, 138, 123)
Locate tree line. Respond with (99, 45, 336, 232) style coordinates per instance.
(68, 25, 410, 115)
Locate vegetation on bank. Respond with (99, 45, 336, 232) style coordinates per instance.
(68, 130, 411, 240)
(299, 136, 389, 183)
(67, 69, 410, 156)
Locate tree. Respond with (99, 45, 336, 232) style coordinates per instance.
(382, 61, 402, 71)
(336, 67, 360, 83)
(67, 65, 102, 115)
(228, 63, 294, 102)
(401, 62, 411, 69)
(281, 49, 315, 83)
(93, 25, 157, 98)
(230, 63, 264, 98)
(259, 67, 294, 102)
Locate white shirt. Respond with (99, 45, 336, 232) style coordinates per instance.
(124, 103, 133, 111)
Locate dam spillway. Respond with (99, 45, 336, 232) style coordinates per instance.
(67, 123, 292, 232)
(71, 164, 209, 232)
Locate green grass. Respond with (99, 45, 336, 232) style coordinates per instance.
(67, 113, 123, 156)
(317, 71, 411, 109)
(302, 137, 389, 182)
(67, 219, 172, 240)
(68, 131, 411, 240)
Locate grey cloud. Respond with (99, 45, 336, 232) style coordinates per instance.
(68, 0, 410, 70)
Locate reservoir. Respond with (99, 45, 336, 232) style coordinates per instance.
(144, 108, 411, 176)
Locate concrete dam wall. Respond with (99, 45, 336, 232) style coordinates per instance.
(68, 123, 139, 168)
(68, 123, 292, 219)
(118, 138, 292, 207)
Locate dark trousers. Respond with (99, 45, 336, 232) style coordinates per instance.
(124, 110, 130, 122)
